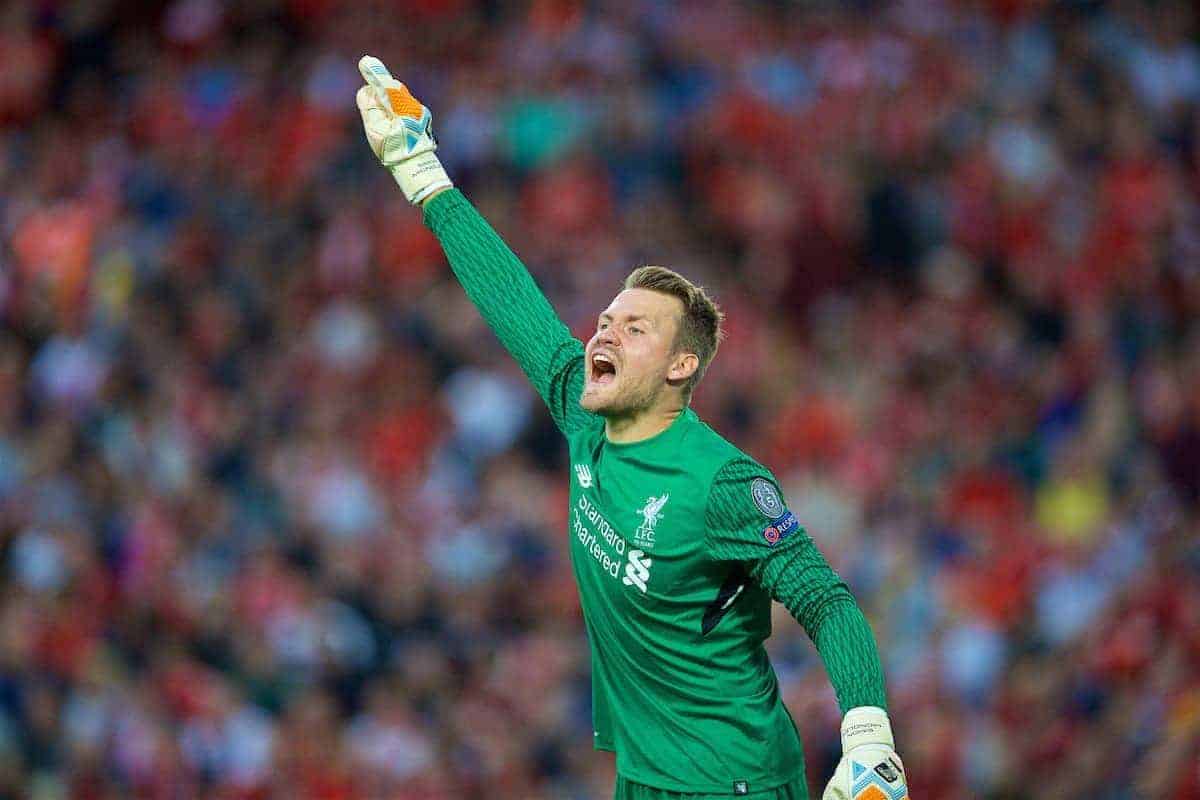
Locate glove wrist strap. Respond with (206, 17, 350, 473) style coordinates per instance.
(841, 706, 894, 752)
(389, 153, 453, 205)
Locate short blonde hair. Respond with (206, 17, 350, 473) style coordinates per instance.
(624, 266, 725, 400)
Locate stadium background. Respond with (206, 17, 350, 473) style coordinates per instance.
(1, 0, 1199, 797)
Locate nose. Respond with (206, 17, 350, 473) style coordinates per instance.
(596, 326, 619, 348)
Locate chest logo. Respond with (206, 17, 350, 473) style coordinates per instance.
(622, 549, 652, 592)
(634, 493, 669, 548)
(574, 464, 593, 488)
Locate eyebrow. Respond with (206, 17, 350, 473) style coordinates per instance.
(599, 313, 654, 325)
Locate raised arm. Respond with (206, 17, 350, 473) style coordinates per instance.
(355, 56, 593, 436)
(422, 190, 591, 435)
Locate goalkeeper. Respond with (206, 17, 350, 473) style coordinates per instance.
(356, 56, 909, 800)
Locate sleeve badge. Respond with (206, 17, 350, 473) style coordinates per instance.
(750, 477, 784, 518)
(751, 478, 799, 546)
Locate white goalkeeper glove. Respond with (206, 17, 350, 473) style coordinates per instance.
(355, 55, 453, 205)
(822, 706, 909, 800)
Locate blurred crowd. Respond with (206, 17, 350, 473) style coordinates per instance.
(1, 0, 1199, 797)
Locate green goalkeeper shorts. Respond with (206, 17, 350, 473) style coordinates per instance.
(613, 776, 808, 799)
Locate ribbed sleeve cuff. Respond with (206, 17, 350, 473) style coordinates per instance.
(422, 188, 472, 233)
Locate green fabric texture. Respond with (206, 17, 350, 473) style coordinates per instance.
(560, 410, 808, 792)
(423, 188, 595, 436)
(614, 774, 809, 800)
(422, 188, 887, 792)
(706, 459, 887, 714)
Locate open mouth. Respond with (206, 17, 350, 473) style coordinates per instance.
(590, 352, 617, 386)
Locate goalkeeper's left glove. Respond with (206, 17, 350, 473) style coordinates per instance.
(355, 55, 453, 205)
(822, 706, 909, 800)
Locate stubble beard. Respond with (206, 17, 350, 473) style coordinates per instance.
(581, 375, 661, 419)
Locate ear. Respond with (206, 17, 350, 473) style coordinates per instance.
(667, 353, 699, 384)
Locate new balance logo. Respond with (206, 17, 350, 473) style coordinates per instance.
(574, 464, 593, 488)
(622, 549, 652, 593)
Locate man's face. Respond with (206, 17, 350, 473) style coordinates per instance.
(581, 289, 685, 416)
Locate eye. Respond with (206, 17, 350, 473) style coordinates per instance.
(629, 326, 643, 335)
(598, 322, 608, 330)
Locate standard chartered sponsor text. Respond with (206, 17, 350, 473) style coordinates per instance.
(574, 495, 626, 580)
(578, 496, 625, 555)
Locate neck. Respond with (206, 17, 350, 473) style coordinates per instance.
(604, 400, 686, 444)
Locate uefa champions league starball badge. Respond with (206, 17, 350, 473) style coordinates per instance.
(750, 478, 784, 518)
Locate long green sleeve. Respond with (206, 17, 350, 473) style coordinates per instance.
(756, 548, 888, 713)
(423, 189, 594, 435)
(705, 458, 888, 713)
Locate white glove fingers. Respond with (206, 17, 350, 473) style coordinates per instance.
(358, 55, 402, 117)
(358, 55, 395, 88)
(356, 85, 388, 122)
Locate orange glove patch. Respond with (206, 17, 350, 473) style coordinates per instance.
(386, 86, 424, 119)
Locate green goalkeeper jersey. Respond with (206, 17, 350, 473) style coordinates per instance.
(424, 190, 887, 795)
